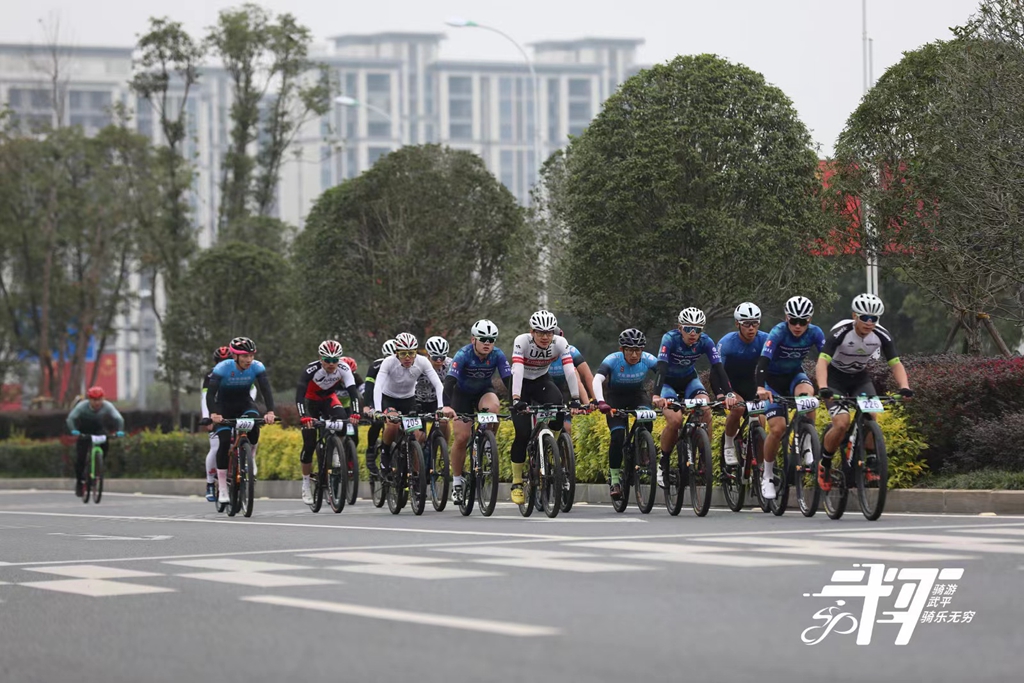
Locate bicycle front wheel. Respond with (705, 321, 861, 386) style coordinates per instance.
(326, 435, 347, 514)
(429, 433, 450, 512)
(688, 427, 713, 517)
(558, 431, 576, 513)
(227, 449, 240, 517)
(344, 437, 359, 506)
(721, 431, 745, 512)
(240, 441, 256, 518)
(612, 445, 633, 514)
(409, 440, 427, 516)
(751, 426, 771, 513)
(539, 433, 562, 518)
(856, 420, 888, 521)
(633, 429, 657, 514)
(309, 443, 325, 513)
(92, 449, 104, 504)
(665, 435, 684, 516)
(478, 429, 499, 517)
(795, 421, 821, 518)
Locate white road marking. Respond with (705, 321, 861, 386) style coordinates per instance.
(329, 564, 500, 580)
(436, 546, 595, 559)
(482, 517, 647, 523)
(300, 551, 448, 564)
(164, 559, 312, 572)
(568, 540, 812, 567)
(700, 536, 974, 562)
(948, 527, 1024, 537)
(178, 571, 336, 588)
(242, 595, 560, 637)
(473, 557, 647, 573)
(48, 532, 173, 541)
(23, 565, 162, 579)
(823, 532, 1024, 555)
(19, 579, 174, 597)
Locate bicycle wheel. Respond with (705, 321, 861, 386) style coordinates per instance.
(240, 441, 256, 518)
(795, 420, 822, 518)
(633, 429, 657, 514)
(665, 434, 685, 516)
(386, 472, 402, 514)
(327, 435, 347, 514)
(344, 438, 358, 506)
(93, 449, 104, 504)
(371, 445, 387, 508)
(518, 451, 536, 518)
(429, 432, 450, 512)
(478, 429, 499, 517)
(540, 433, 563, 518)
(750, 426, 771, 513)
(768, 441, 789, 517)
(309, 443, 325, 513)
(856, 420, 888, 521)
(721, 431, 745, 512)
(822, 458, 849, 520)
(408, 440, 427, 516)
(612, 444, 632, 514)
(558, 431, 576, 513)
(227, 449, 239, 517)
(689, 427, 713, 517)
(459, 441, 476, 516)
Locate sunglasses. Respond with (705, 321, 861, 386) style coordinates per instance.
(396, 350, 417, 359)
(788, 317, 809, 327)
(476, 337, 496, 344)
(429, 355, 447, 362)
(321, 356, 340, 364)
(739, 321, 760, 329)
(533, 330, 555, 337)
(858, 314, 879, 323)
(681, 326, 703, 334)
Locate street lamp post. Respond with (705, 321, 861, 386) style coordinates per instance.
(334, 95, 395, 124)
(862, 0, 880, 297)
(445, 17, 543, 189)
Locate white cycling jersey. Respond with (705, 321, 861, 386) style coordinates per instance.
(373, 354, 443, 409)
(510, 333, 579, 398)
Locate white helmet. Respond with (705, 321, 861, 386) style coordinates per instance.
(318, 339, 343, 358)
(785, 296, 814, 318)
(678, 307, 706, 327)
(529, 309, 559, 332)
(425, 336, 449, 357)
(471, 319, 499, 339)
(394, 332, 418, 351)
(733, 302, 761, 322)
(852, 293, 885, 317)
(381, 339, 397, 356)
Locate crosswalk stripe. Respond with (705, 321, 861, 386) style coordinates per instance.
(20, 579, 175, 597)
(242, 595, 560, 637)
(164, 559, 312, 572)
(177, 571, 337, 588)
(300, 551, 448, 564)
(822, 532, 1024, 555)
(328, 565, 500, 580)
(700, 536, 975, 562)
(436, 546, 595, 559)
(472, 557, 649, 573)
(23, 565, 162, 579)
(948, 528, 1024, 537)
(567, 540, 812, 567)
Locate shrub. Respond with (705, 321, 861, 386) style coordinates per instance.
(947, 411, 1024, 473)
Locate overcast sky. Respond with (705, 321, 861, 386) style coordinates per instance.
(3, 0, 982, 154)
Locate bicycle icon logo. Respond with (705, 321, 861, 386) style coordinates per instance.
(801, 601, 859, 645)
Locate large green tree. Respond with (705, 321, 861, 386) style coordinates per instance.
(552, 54, 839, 335)
(296, 144, 540, 359)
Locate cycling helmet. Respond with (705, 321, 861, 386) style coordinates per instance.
(529, 310, 559, 332)
(394, 332, 418, 351)
(340, 357, 358, 373)
(678, 307, 706, 327)
(381, 339, 397, 356)
(86, 386, 105, 399)
(318, 339, 343, 359)
(555, 327, 564, 337)
(212, 346, 231, 363)
(852, 293, 885, 317)
(229, 336, 256, 354)
(425, 336, 449, 357)
(784, 296, 814, 318)
(733, 302, 761, 322)
(618, 328, 646, 348)
(471, 319, 499, 339)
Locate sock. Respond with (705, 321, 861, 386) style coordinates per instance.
(660, 449, 672, 473)
(205, 446, 217, 483)
(251, 444, 258, 476)
(724, 433, 736, 449)
(206, 468, 216, 484)
(609, 469, 621, 486)
(452, 475, 464, 487)
(764, 460, 774, 478)
(302, 474, 310, 488)
(217, 469, 228, 492)
(511, 462, 524, 485)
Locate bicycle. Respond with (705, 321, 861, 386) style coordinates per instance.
(218, 417, 264, 518)
(820, 395, 901, 521)
(515, 403, 564, 518)
(79, 434, 113, 504)
(719, 400, 771, 513)
(422, 415, 451, 512)
(606, 407, 658, 514)
(663, 398, 719, 517)
(377, 411, 429, 516)
(761, 396, 821, 517)
(455, 411, 507, 517)
(533, 414, 577, 514)
(305, 419, 355, 514)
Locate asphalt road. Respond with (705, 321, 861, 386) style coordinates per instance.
(1, 490, 1021, 683)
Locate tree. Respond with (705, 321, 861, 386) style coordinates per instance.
(295, 144, 540, 359)
(830, 37, 1024, 354)
(206, 3, 333, 228)
(552, 54, 840, 336)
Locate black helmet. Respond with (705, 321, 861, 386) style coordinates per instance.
(213, 346, 231, 364)
(229, 336, 256, 354)
(618, 328, 646, 348)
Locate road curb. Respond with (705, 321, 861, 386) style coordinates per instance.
(2, 478, 1022, 513)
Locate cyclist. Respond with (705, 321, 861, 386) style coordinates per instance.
(362, 338, 396, 474)
(547, 328, 593, 435)
(372, 333, 455, 473)
(651, 307, 731, 488)
(593, 328, 659, 500)
(337, 357, 364, 447)
(716, 303, 769, 465)
(66, 386, 125, 498)
(202, 346, 231, 501)
(296, 340, 362, 505)
(443, 319, 512, 504)
(754, 296, 825, 500)
(207, 336, 276, 506)
(415, 336, 453, 444)
(815, 293, 913, 489)
(510, 310, 582, 505)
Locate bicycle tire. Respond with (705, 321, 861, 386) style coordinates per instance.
(408, 440, 427, 516)
(665, 433, 685, 516)
(93, 449, 104, 504)
(309, 442, 325, 513)
(240, 441, 256, 518)
(751, 426, 770, 513)
(459, 438, 476, 516)
(856, 420, 888, 521)
(612, 441, 632, 514)
(226, 448, 239, 517)
(478, 429, 499, 517)
(631, 428, 656, 514)
(823, 458, 849, 520)
(768, 439, 789, 517)
(327, 435, 347, 514)
(518, 448, 536, 518)
(721, 430, 745, 512)
(344, 437, 358, 506)
(386, 470, 402, 514)
(429, 432, 450, 512)
(795, 420, 822, 518)
(557, 431, 576, 513)
(371, 444, 387, 508)
(540, 432, 562, 518)
(82, 474, 90, 503)
(689, 427, 713, 517)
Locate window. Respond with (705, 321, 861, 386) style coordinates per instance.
(480, 77, 490, 141)
(448, 75, 473, 141)
(68, 89, 112, 133)
(499, 77, 513, 141)
(137, 97, 153, 139)
(568, 79, 591, 98)
(568, 78, 592, 137)
(547, 78, 560, 143)
(500, 150, 515, 192)
(366, 73, 392, 138)
(368, 146, 391, 166)
(449, 75, 472, 96)
(346, 147, 358, 179)
(321, 147, 333, 191)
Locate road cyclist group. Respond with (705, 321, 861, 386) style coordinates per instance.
(65, 292, 913, 520)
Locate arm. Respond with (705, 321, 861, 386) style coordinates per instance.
(66, 402, 84, 432)
(373, 360, 389, 411)
(206, 375, 222, 416)
(255, 371, 275, 413)
(201, 375, 212, 419)
(424, 358, 446, 409)
(562, 354, 580, 400)
(592, 373, 607, 403)
(576, 361, 595, 400)
(442, 374, 458, 406)
(709, 363, 731, 397)
(653, 361, 669, 396)
(891, 361, 910, 391)
(814, 355, 829, 392)
(511, 362, 524, 399)
(755, 356, 769, 388)
(295, 365, 311, 416)
(575, 369, 590, 404)
(104, 402, 125, 431)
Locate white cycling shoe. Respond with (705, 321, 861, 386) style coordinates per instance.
(723, 444, 739, 466)
(217, 488, 230, 505)
(301, 487, 314, 505)
(760, 478, 777, 500)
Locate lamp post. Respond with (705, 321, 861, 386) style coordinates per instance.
(862, 0, 880, 297)
(445, 17, 543, 189)
(334, 94, 394, 124)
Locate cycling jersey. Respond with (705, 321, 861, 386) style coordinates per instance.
(201, 371, 256, 419)
(759, 322, 825, 375)
(592, 351, 658, 402)
(415, 357, 452, 405)
(821, 320, 899, 374)
(373, 354, 444, 410)
(717, 330, 769, 395)
(66, 399, 125, 434)
(548, 345, 584, 382)
(446, 344, 512, 395)
(206, 359, 275, 414)
(362, 357, 385, 407)
(295, 360, 359, 417)
(510, 333, 579, 399)
(657, 330, 722, 379)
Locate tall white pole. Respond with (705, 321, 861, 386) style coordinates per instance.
(862, 0, 879, 296)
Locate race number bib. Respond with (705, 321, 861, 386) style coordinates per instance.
(857, 396, 885, 413)
(477, 413, 498, 424)
(794, 397, 819, 413)
(635, 408, 658, 422)
(90, 435, 107, 444)
(235, 418, 255, 432)
(324, 420, 347, 431)
(402, 416, 423, 432)
(346, 423, 357, 436)
(683, 398, 708, 409)
(535, 409, 558, 422)
(745, 400, 768, 415)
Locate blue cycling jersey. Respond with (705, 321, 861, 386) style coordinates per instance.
(716, 331, 769, 382)
(448, 344, 513, 394)
(657, 330, 722, 379)
(596, 351, 659, 391)
(761, 322, 825, 375)
(211, 359, 267, 400)
(548, 345, 584, 381)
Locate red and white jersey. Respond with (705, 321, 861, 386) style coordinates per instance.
(511, 333, 573, 380)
